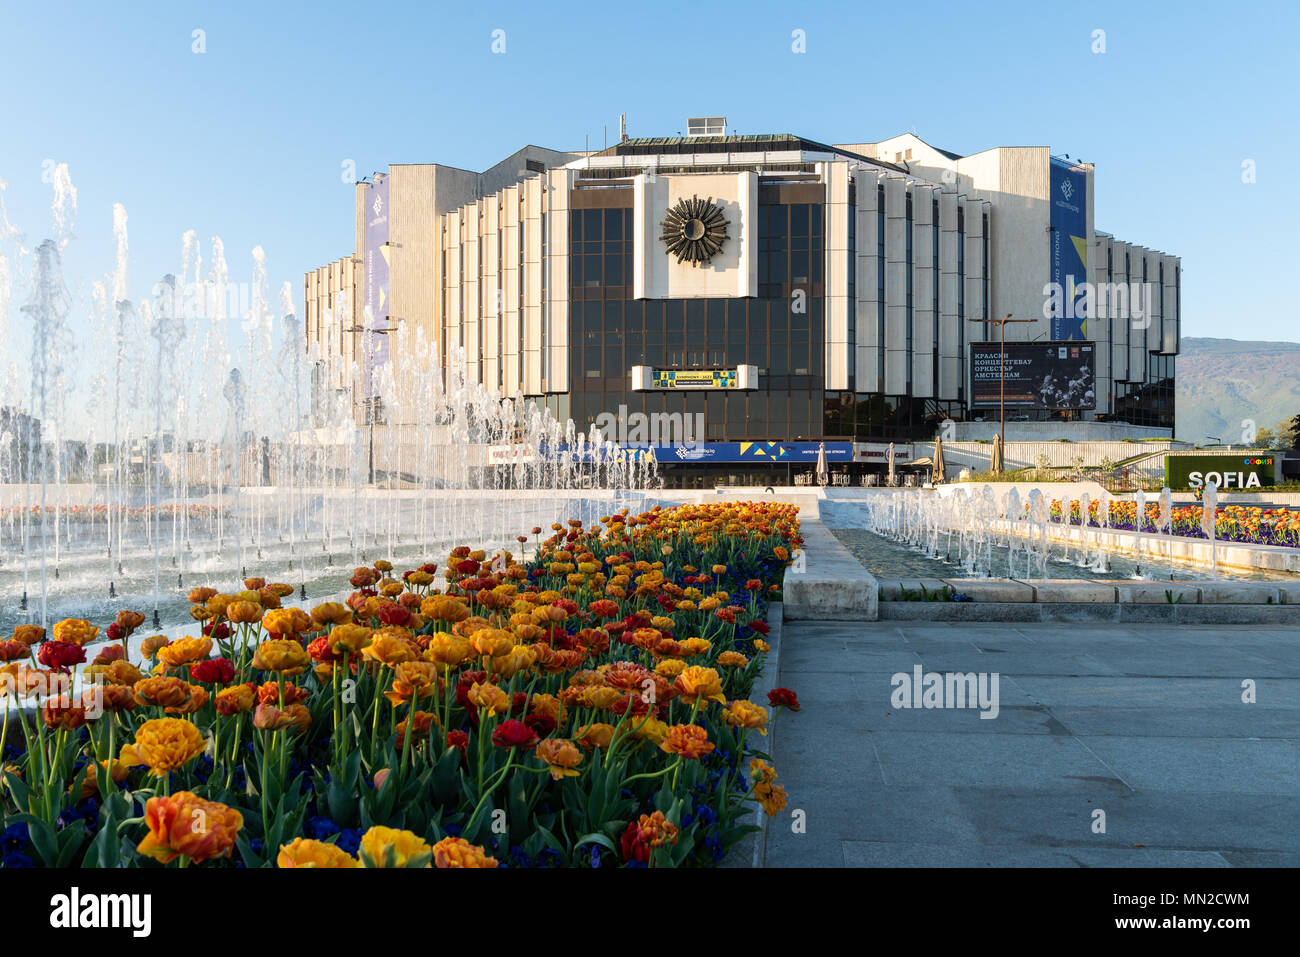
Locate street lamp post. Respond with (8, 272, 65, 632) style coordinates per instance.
(967, 314, 1037, 473)
(344, 323, 390, 485)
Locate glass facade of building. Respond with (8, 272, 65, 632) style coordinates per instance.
(565, 196, 828, 443)
(555, 184, 978, 457)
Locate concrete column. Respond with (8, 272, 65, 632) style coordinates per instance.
(463, 203, 481, 385)
(523, 176, 543, 395)
(1128, 244, 1149, 384)
(937, 187, 960, 401)
(1162, 255, 1180, 356)
(911, 183, 936, 398)
(445, 209, 462, 369)
(854, 168, 882, 394)
(883, 174, 907, 394)
(825, 161, 851, 390)
(1090, 235, 1113, 415)
(1144, 249, 1163, 355)
(1110, 240, 1130, 383)
(501, 185, 521, 397)
(546, 168, 571, 395)
(482, 195, 500, 391)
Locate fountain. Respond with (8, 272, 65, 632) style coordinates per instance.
(1158, 486, 1174, 581)
(1077, 492, 1090, 568)
(1133, 489, 1147, 578)
(0, 175, 660, 634)
(1202, 481, 1218, 579)
(1095, 494, 1112, 572)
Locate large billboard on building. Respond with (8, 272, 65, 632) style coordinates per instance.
(649, 441, 853, 464)
(363, 174, 390, 398)
(1165, 453, 1277, 490)
(970, 341, 1096, 409)
(1049, 157, 1088, 341)
(540, 440, 853, 464)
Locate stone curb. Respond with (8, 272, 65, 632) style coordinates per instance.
(877, 577, 1300, 608)
(784, 520, 879, 621)
(879, 601, 1300, 624)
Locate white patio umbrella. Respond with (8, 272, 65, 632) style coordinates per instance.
(886, 442, 896, 487)
(815, 442, 829, 486)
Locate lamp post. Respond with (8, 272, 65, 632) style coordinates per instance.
(344, 323, 391, 485)
(967, 313, 1037, 472)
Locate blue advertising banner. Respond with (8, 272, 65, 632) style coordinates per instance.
(1049, 158, 1088, 341)
(363, 174, 390, 398)
(540, 441, 854, 464)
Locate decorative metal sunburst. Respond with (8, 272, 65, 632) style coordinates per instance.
(659, 196, 728, 266)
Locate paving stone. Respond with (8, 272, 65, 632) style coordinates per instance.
(764, 618, 1300, 867)
(837, 842, 1231, 868)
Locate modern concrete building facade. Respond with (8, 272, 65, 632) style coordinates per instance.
(306, 122, 1180, 482)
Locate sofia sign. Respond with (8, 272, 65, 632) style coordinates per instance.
(1166, 453, 1275, 490)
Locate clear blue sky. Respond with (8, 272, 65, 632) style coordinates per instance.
(1, 0, 1296, 350)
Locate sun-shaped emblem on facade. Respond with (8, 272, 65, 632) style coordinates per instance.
(659, 196, 728, 266)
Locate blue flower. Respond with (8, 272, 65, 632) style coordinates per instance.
(2, 823, 29, 851)
(1, 851, 35, 868)
(307, 816, 339, 840)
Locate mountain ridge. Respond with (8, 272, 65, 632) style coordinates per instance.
(1175, 337, 1300, 443)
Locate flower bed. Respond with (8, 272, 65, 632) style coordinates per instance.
(0, 502, 802, 868)
(1047, 500, 1300, 549)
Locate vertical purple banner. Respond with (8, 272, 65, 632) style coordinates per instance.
(364, 173, 390, 397)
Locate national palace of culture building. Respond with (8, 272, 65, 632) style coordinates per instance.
(305, 118, 1180, 484)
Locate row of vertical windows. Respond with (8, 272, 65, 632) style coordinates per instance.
(982, 212, 990, 328)
(1158, 261, 1164, 347)
(957, 207, 965, 401)
(932, 199, 940, 392)
(877, 185, 885, 387)
(905, 192, 913, 395)
(846, 197, 855, 387)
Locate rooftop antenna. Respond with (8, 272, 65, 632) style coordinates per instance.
(619, 113, 627, 142)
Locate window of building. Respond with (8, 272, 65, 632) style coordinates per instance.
(957, 206, 965, 400)
(1158, 261, 1164, 346)
(877, 184, 885, 387)
(905, 191, 913, 395)
(981, 211, 990, 330)
(932, 198, 940, 392)
(846, 197, 855, 387)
